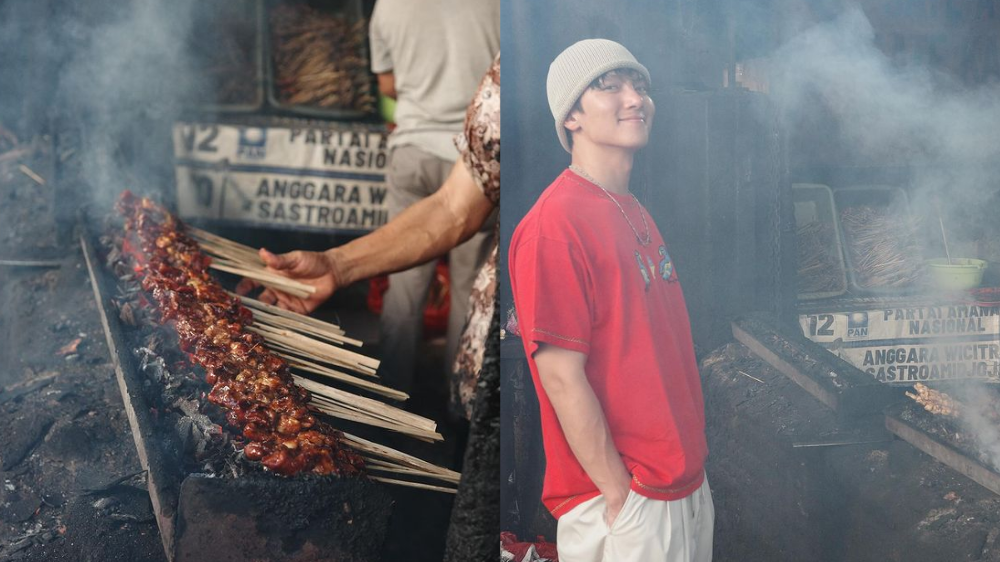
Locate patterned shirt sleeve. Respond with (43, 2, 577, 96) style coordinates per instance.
(450, 53, 500, 420)
(455, 52, 500, 205)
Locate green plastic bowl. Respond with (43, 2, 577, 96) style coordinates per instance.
(926, 258, 987, 290)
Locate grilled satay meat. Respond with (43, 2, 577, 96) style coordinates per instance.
(115, 190, 363, 477)
(906, 383, 960, 418)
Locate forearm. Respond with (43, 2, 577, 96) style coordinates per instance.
(540, 361, 631, 501)
(328, 191, 467, 285)
(327, 161, 491, 286)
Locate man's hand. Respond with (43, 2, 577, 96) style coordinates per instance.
(235, 248, 341, 314)
(603, 476, 632, 529)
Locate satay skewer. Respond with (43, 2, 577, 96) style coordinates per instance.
(210, 261, 315, 298)
(309, 401, 441, 442)
(233, 292, 347, 336)
(294, 376, 438, 434)
(249, 323, 379, 375)
(253, 309, 359, 347)
(285, 356, 403, 399)
(343, 433, 461, 482)
(368, 477, 457, 494)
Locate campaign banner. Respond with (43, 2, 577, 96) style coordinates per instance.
(799, 304, 1000, 384)
(841, 341, 1000, 383)
(173, 122, 390, 233)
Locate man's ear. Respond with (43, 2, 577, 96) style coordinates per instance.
(564, 111, 582, 133)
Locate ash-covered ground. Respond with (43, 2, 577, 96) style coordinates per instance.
(0, 138, 166, 561)
(703, 342, 1000, 562)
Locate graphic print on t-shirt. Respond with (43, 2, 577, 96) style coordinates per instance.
(658, 245, 674, 281)
(634, 250, 652, 290)
(635, 245, 677, 290)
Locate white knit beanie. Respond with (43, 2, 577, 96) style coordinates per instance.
(547, 39, 651, 153)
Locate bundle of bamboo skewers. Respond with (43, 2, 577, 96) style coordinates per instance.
(796, 221, 845, 294)
(270, 3, 375, 112)
(188, 226, 316, 299)
(840, 206, 924, 289)
(187, 225, 458, 492)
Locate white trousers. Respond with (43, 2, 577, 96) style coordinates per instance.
(556, 479, 714, 562)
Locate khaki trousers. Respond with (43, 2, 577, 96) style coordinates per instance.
(379, 145, 496, 393)
(557, 479, 714, 562)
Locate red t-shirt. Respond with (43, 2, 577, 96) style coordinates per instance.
(509, 169, 707, 518)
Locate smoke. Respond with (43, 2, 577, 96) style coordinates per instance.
(946, 384, 1000, 474)
(769, 7, 1000, 163)
(60, 0, 207, 207)
(765, 6, 1000, 470)
(0, 0, 214, 208)
(765, 6, 1000, 254)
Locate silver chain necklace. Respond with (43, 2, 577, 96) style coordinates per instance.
(569, 164, 652, 246)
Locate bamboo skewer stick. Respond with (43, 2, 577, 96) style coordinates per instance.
(249, 323, 379, 375)
(210, 261, 315, 298)
(194, 232, 260, 255)
(309, 397, 440, 443)
(187, 226, 263, 259)
(368, 477, 457, 494)
(306, 390, 432, 437)
(0, 259, 62, 268)
(287, 356, 404, 400)
(0, 146, 31, 164)
(202, 244, 266, 267)
(251, 328, 378, 378)
(309, 400, 441, 442)
(265, 337, 365, 372)
(939, 215, 953, 265)
(18, 164, 45, 185)
(254, 310, 356, 345)
(253, 322, 377, 368)
(361, 456, 457, 484)
(185, 228, 316, 298)
(310, 401, 439, 442)
(253, 308, 360, 347)
(275, 346, 379, 380)
(366, 463, 441, 479)
(296, 377, 437, 433)
(342, 433, 461, 483)
(309, 399, 426, 434)
(232, 292, 346, 336)
(200, 242, 266, 268)
(191, 233, 264, 262)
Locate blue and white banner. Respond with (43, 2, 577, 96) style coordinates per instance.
(173, 122, 390, 233)
(799, 304, 1000, 384)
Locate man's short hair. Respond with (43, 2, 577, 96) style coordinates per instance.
(546, 39, 651, 153)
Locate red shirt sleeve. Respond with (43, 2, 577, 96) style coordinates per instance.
(511, 234, 593, 357)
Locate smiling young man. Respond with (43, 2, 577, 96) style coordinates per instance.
(509, 39, 714, 562)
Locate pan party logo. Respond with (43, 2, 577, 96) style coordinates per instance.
(847, 312, 869, 339)
(238, 128, 267, 160)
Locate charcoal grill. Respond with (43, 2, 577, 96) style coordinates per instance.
(81, 231, 392, 562)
